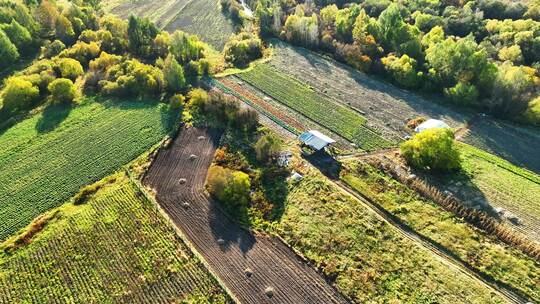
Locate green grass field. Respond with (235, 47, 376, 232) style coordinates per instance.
(0, 97, 175, 241)
(430, 143, 540, 241)
(341, 161, 540, 302)
(0, 174, 230, 303)
(239, 64, 392, 150)
(275, 170, 504, 303)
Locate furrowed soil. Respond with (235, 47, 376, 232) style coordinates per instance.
(102, 0, 190, 28)
(144, 126, 346, 304)
(0, 175, 230, 303)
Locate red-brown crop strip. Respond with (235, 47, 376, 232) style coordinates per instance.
(218, 78, 306, 132)
(144, 127, 346, 304)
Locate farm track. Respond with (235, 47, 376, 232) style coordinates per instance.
(144, 127, 347, 304)
(328, 178, 530, 304)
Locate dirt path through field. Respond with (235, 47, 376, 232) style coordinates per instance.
(144, 127, 346, 304)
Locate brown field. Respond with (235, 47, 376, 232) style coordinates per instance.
(143, 127, 346, 303)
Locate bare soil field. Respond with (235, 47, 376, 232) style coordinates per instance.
(266, 40, 470, 142)
(144, 127, 346, 304)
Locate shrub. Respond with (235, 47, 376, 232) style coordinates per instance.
(48, 78, 77, 104)
(0, 20, 32, 52)
(224, 31, 263, 67)
(381, 54, 422, 89)
(42, 40, 66, 58)
(444, 81, 479, 106)
(207, 165, 251, 212)
(169, 94, 185, 109)
(59, 41, 100, 67)
(100, 59, 164, 97)
(521, 96, 540, 126)
(55, 58, 84, 81)
(400, 128, 461, 172)
(0, 29, 19, 68)
(163, 54, 186, 93)
(0, 77, 39, 112)
(254, 133, 282, 162)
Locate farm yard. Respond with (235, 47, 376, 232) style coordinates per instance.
(237, 64, 392, 151)
(144, 126, 346, 303)
(341, 160, 540, 302)
(424, 142, 540, 242)
(0, 98, 174, 241)
(275, 169, 506, 303)
(0, 174, 230, 303)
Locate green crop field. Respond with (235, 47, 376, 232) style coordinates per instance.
(0, 174, 230, 303)
(0, 97, 175, 241)
(239, 64, 392, 151)
(275, 171, 504, 303)
(341, 161, 540, 302)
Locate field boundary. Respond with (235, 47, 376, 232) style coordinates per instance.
(127, 169, 240, 304)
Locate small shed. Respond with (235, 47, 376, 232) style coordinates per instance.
(298, 130, 336, 151)
(414, 119, 450, 133)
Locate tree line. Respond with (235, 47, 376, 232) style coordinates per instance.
(254, 0, 540, 126)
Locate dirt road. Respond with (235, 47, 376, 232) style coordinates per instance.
(144, 127, 346, 304)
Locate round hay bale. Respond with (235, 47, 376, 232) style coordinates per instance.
(181, 202, 190, 209)
(198, 136, 205, 141)
(217, 238, 225, 245)
(264, 287, 274, 298)
(179, 178, 187, 184)
(244, 268, 253, 277)
(189, 154, 198, 160)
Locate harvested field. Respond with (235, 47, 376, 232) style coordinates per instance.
(0, 175, 230, 303)
(144, 126, 346, 303)
(238, 64, 392, 151)
(0, 97, 174, 241)
(163, 0, 235, 50)
(102, 0, 235, 50)
(265, 40, 470, 141)
(102, 0, 190, 28)
(461, 117, 540, 173)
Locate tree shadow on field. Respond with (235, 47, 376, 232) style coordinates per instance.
(208, 196, 256, 255)
(35, 103, 72, 133)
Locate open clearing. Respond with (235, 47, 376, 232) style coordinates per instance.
(0, 98, 174, 241)
(341, 160, 540, 302)
(0, 174, 230, 303)
(144, 127, 346, 303)
(237, 65, 392, 151)
(276, 168, 506, 303)
(102, 0, 190, 28)
(163, 0, 235, 50)
(102, 0, 235, 50)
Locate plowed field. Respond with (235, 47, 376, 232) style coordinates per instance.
(144, 127, 346, 304)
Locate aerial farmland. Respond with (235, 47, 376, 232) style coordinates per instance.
(0, 0, 539, 303)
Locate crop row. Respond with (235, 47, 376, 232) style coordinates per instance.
(0, 98, 174, 241)
(239, 64, 392, 150)
(0, 176, 229, 303)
